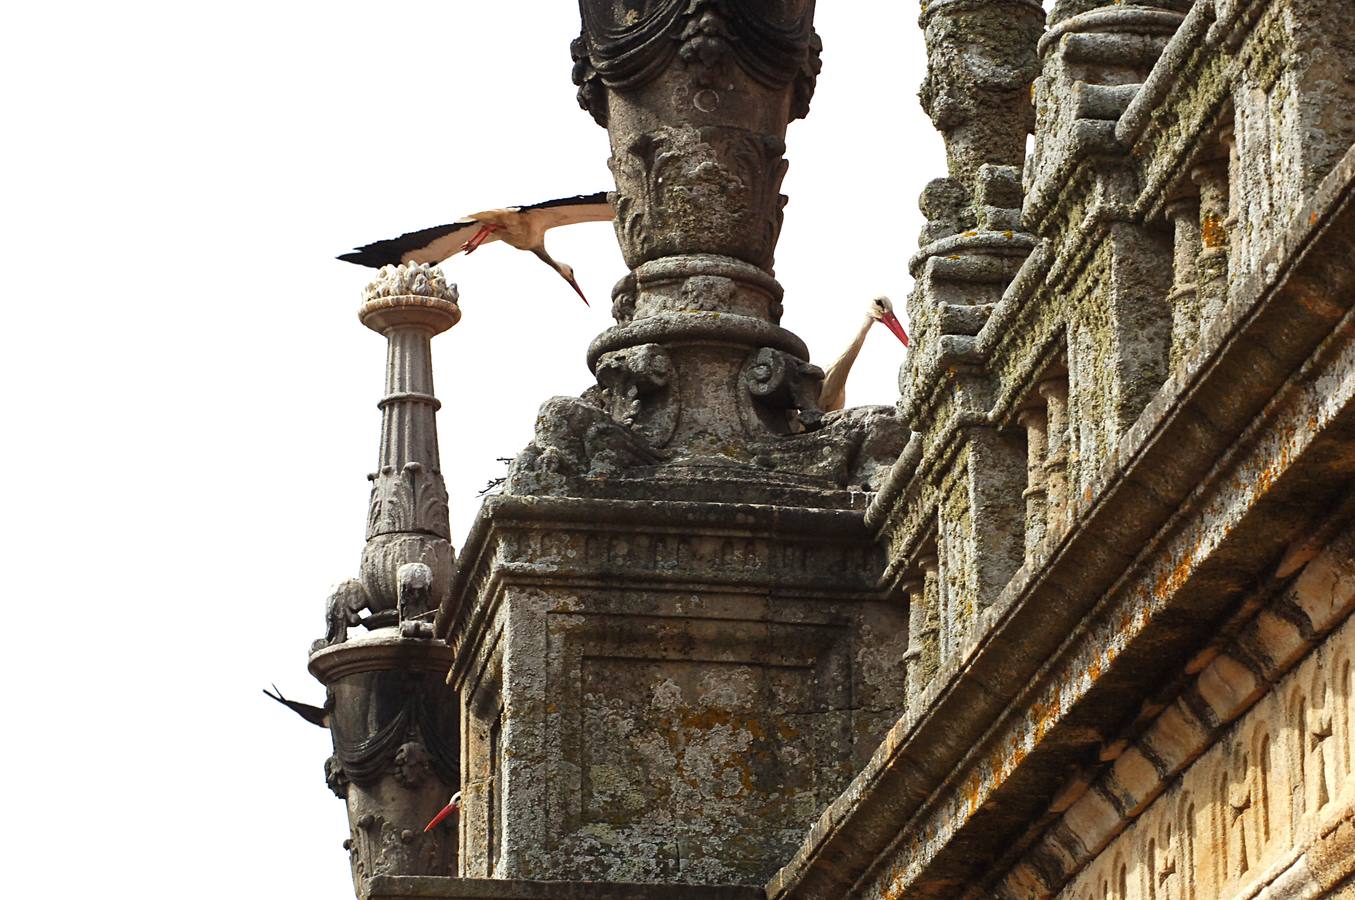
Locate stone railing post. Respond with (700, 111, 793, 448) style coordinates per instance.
(1165, 192, 1203, 363)
(1192, 132, 1234, 331)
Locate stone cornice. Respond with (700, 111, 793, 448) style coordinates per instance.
(309, 629, 453, 682)
(767, 140, 1355, 900)
(436, 493, 894, 683)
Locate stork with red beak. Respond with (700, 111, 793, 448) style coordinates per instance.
(339, 192, 613, 305)
(818, 295, 910, 413)
(424, 791, 462, 833)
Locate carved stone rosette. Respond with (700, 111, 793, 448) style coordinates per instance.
(544, 0, 886, 476)
(307, 264, 461, 897)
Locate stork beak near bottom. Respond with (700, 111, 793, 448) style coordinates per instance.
(424, 791, 462, 833)
(880, 311, 910, 347)
(564, 274, 591, 307)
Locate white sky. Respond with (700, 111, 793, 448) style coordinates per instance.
(2, 3, 943, 896)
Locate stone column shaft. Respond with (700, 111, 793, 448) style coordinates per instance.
(1018, 405, 1050, 562)
(378, 327, 442, 473)
(1165, 194, 1203, 364)
(568, 0, 827, 462)
(308, 265, 463, 898)
(1192, 147, 1233, 331)
(1038, 377, 1071, 538)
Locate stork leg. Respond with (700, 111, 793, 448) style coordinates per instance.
(461, 224, 503, 255)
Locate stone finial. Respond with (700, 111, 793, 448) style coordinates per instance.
(362, 262, 459, 304)
(359, 263, 461, 336)
(918, 0, 1045, 207)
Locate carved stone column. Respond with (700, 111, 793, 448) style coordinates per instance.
(1018, 404, 1050, 562)
(309, 264, 461, 898)
(510, 0, 876, 485)
(1037, 376, 1070, 538)
(1165, 192, 1203, 364)
(1192, 135, 1234, 333)
(919, 0, 1045, 211)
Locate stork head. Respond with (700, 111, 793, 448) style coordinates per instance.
(423, 790, 462, 833)
(867, 295, 909, 347)
(556, 262, 590, 307)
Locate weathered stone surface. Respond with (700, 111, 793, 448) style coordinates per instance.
(303, 3, 1355, 899)
(436, 494, 906, 886)
(366, 876, 762, 900)
(769, 59, 1355, 900)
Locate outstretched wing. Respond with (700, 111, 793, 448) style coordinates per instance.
(263, 684, 330, 728)
(337, 217, 488, 268)
(516, 191, 614, 231)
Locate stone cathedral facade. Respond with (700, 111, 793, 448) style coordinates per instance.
(301, 2, 1355, 898)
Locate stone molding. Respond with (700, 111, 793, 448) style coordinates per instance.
(997, 533, 1355, 896)
(435, 493, 892, 675)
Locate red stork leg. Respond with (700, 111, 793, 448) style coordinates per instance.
(460, 223, 503, 255)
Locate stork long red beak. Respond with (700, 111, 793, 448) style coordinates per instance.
(880, 311, 910, 347)
(424, 793, 461, 833)
(565, 273, 590, 307)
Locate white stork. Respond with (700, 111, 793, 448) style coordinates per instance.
(424, 791, 462, 833)
(818, 295, 910, 413)
(339, 192, 613, 305)
(262, 684, 331, 729)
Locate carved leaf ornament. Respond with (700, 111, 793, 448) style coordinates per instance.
(575, 0, 820, 123)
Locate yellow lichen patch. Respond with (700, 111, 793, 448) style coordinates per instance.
(1201, 213, 1228, 249)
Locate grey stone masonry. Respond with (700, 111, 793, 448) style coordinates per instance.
(770, 0, 1355, 897)
(305, 2, 1355, 898)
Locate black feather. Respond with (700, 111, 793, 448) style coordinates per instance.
(263, 683, 330, 728)
(517, 191, 609, 212)
(337, 220, 476, 268)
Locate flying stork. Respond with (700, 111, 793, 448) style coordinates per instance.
(424, 791, 462, 833)
(338, 192, 613, 305)
(818, 295, 910, 413)
(262, 683, 331, 729)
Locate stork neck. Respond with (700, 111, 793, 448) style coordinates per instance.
(831, 316, 875, 372)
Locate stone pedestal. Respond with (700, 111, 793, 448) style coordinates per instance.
(435, 494, 906, 885)
(310, 633, 460, 893)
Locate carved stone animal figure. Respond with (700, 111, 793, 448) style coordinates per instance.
(313, 578, 372, 651)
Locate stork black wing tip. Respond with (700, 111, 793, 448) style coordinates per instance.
(337, 250, 387, 269)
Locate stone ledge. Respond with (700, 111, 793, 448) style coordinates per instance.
(366, 877, 764, 900)
(436, 493, 892, 669)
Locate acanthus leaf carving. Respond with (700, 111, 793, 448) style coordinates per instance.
(609, 124, 788, 267)
(366, 461, 451, 541)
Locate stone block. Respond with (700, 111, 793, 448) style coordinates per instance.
(1194, 652, 1264, 723)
